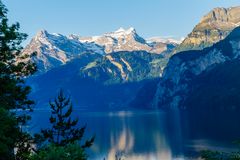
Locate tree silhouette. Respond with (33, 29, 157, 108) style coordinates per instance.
(35, 90, 94, 148)
(0, 0, 36, 159)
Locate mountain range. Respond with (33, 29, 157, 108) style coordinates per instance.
(132, 6, 240, 110)
(154, 26, 240, 110)
(24, 6, 240, 110)
(175, 6, 240, 53)
(23, 27, 179, 73)
(26, 28, 178, 109)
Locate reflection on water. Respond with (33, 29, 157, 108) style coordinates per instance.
(30, 110, 240, 160)
(87, 111, 178, 160)
(107, 128, 134, 160)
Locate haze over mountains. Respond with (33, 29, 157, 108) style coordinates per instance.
(24, 6, 240, 110)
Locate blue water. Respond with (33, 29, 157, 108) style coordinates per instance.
(28, 109, 240, 160)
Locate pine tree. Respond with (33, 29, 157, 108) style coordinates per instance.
(0, 1, 36, 112)
(36, 90, 94, 148)
(0, 108, 19, 160)
(0, 0, 36, 159)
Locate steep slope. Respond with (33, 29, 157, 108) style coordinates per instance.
(28, 49, 167, 109)
(130, 79, 160, 109)
(24, 28, 179, 109)
(27, 52, 151, 110)
(184, 60, 240, 111)
(24, 28, 178, 74)
(80, 51, 164, 84)
(22, 30, 103, 73)
(175, 6, 240, 53)
(154, 26, 240, 109)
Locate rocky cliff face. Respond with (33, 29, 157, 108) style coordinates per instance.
(23, 28, 178, 73)
(175, 6, 240, 53)
(27, 51, 152, 110)
(183, 60, 240, 111)
(154, 26, 240, 109)
(80, 51, 164, 84)
(22, 30, 102, 73)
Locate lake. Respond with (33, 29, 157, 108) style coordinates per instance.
(29, 109, 240, 160)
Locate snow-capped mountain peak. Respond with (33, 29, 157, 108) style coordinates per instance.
(22, 29, 103, 73)
(114, 27, 136, 34)
(23, 28, 179, 73)
(35, 29, 48, 37)
(147, 37, 183, 45)
(115, 27, 125, 32)
(34, 29, 50, 42)
(77, 27, 174, 54)
(104, 27, 136, 37)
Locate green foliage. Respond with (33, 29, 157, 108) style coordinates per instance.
(0, 0, 36, 112)
(35, 89, 94, 147)
(184, 60, 240, 111)
(15, 132, 34, 160)
(201, 150, 226, 160)
(0, 108, 19, 160)
(30, 143, 87, 160)
(0, 109, 34, 160)
(201, 150, 240, 160)
(174, 24, 231, 53)
(80, 51, 164, 84)
(0, 0, 36, 159)
(201, 140, 240, 160)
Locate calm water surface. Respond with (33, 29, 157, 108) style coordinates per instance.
(30, 109, 240, 160)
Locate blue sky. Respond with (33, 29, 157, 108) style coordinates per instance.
(3, 0, 240, 44)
